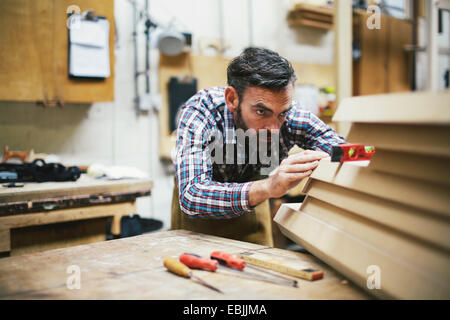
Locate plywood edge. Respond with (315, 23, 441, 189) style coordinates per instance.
(346, 123, 450, 157)
(304, 179, 450, 251)
(333, 90, 450, 123)
(275, 208, 450, 299)
(310, 159, 450, 217)
(368, 149, 450, 185)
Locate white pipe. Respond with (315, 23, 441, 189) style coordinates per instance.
(248, 0, 254, 47)
(427, 0, 439, 91)
(218, 0, 225, 54)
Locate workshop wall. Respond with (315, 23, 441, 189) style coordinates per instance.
(0, 0, 335, 230)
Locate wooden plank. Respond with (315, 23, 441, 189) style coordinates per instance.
(369, 148, 450, 185)
(309, 159, 450, 217)
(301, 197, 450, 284)
(274, 204, 450, 299)
(288, 18, 333, 30)
(300, 197, 450, 286)
(334, 0, 353, 136)
(294, 11, 333, 23)
(346, 123, 450, 157)
(0, 202, 136, 231)
(0, 230, 370, 299)
(0, 174, 153, 203)
(291, 3, 334, 16)
(333, 91, 450, 123)
(304, 179, 450, 251)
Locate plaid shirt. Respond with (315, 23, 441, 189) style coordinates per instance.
(175, 86, 345, 219)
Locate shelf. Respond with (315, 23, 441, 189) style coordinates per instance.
(287, 3, 334, 30)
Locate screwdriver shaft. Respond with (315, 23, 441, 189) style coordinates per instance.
(163, 257, 223, 294)
(246, 264, 298, 286)
(218, 265, 297, 287)
(191, 275, 224, 294)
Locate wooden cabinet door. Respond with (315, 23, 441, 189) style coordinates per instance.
(353, 11, 389, 96)
(0, 0, 114, 103)
(53, 0, 115, 103)
(386, 16, 412, 93)
(353, 12, 412, 96)
(0, 0, 55, 102)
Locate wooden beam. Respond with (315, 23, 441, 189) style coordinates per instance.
(334, 0, 352, 137)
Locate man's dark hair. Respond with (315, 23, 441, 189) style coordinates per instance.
(227, 47, 297, 100)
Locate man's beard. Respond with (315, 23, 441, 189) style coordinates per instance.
(233, 103, 277, 162)
(234, 103, 249, 131)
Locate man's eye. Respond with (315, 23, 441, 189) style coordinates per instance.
(256, 109, 265, 115)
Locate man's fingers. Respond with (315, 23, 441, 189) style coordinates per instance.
(303, 149, 329, 156)
(285, 170, 313, 182)
(284, 161, 319, 173)
(284, 151, 328, 165)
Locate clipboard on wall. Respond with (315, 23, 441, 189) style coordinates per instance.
(68, 10, 111, 79)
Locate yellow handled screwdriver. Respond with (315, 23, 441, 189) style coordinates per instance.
(163, 257, 223, 294)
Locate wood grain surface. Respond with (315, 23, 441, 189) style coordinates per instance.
(0, 230, 370, 299)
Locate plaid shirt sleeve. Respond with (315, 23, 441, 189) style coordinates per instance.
(175, 105, 254, 219)
(285, 103, 346, 153)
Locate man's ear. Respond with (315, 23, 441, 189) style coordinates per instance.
(225, 86, 239, 113)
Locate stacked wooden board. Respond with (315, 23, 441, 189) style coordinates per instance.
(274, 90, 450, 299)
(287, 3, 333, 30)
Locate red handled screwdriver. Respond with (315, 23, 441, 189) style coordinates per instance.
(179, 253, 218, 272)
(210, 251, 246, 270)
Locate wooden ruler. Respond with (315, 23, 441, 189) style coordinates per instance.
(238, 250, 324, 281)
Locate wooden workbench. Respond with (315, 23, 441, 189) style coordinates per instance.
(0, 175, 153, 256)
(0, 230, 371, 299)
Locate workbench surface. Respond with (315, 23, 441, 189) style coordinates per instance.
(0, 174, 153, 203)
(0, 230, 371, 299)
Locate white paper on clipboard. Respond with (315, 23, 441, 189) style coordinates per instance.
(69, 18, 110, 78)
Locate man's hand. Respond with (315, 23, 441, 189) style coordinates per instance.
(249, 150, 329, 207)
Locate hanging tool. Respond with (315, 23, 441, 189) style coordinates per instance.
(163, 257, 223, 294)
(331, 143, 376, 162)
(209, 251, 298, 288)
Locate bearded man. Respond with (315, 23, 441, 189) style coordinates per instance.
(172, 47, 345, 246)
